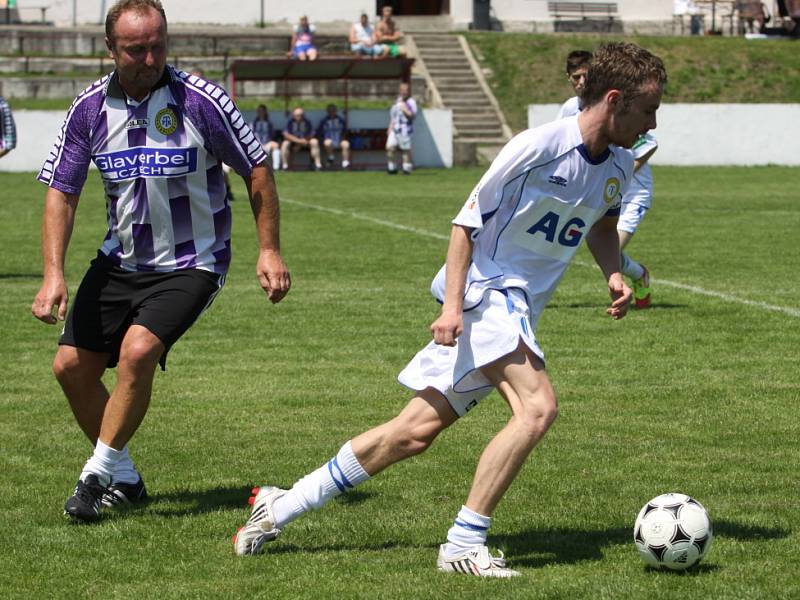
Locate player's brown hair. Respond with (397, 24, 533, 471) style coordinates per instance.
(105, 0, 167, 45)
(581, 42, 667, 109)
(565, 50, 593, 75)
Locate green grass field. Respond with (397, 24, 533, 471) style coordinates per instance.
(1, 166, 798, 598)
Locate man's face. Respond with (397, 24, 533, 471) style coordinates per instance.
(568, 66, 588, 95)
(107, 7, 167, 97)
(399, 84, 410, 100)
(382, 6, 392, 20)
(609, 81, 662, 149)
(327, 105, 337, 117)
(293, 109, 304, 121)
(361, 14, 368, 26)
(257, 106, 267, 119)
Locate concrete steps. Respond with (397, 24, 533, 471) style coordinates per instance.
(412, 33, 510, 147)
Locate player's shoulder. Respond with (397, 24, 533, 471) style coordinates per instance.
(610, 144, 636, 177)
(62, 71, 111, 124)
(523, 117, 582, 162)
(174, 67, 229, 101)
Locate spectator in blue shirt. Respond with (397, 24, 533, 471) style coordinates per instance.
(281, 107, 321, 171)
(317, 104, 351, 169)
(252, 104, 281, 171)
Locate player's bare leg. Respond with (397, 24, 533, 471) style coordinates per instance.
(98, 325, 163, 450)
(52, 346, 111, 441)
(464, 342, 557, 516)
(234, 388, 457, 554)
(340, 140, 351, 167)
(386, 144, 398, 173)
(350, 387, 458, 475)
(401, 149, 413, 175)
(280, 140, 291, 169)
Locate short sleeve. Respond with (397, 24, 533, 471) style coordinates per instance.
(190, 85, 267, 177)
(37, 97, 94, 195)
(631, 133, 657, 160)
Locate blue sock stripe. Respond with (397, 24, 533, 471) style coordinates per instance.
(327, 457, 353, 493)
(455, 518, 488, 532)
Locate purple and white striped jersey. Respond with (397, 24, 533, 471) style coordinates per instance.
(37, 66, 267, 274)
(0, 96, 16, 151)
(389, 97, 417, 137)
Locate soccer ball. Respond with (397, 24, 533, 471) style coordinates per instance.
(633, 492, 713, 571)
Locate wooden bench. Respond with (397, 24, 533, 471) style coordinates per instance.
(548, 2, 618, 31)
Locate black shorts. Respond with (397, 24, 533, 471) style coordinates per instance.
(60, 253, 224, 369)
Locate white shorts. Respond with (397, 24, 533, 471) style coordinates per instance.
(617, 199, 650, 235)
(397, 288, 543, 417)
(386, 129, 412, 152)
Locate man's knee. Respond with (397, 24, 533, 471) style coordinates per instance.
(517, 391, 558, 438)
(341, 140, 350, 149)
(310, 139, 319, 148)
(52, 347, 80, 382)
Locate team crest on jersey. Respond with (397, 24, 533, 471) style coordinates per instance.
(603, 177, 620, 204)
(155, 108, 178, 135)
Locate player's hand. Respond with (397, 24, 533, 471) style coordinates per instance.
(257, 249, 291, 304)
(430, 309, 463, 346)
(32, 276, 69, 325)
(606, 272, 632, 320)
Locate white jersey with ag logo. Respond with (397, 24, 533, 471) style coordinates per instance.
(432, 116, 633, 330)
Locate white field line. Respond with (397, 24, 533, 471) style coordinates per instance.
(283, 198, 800, 319)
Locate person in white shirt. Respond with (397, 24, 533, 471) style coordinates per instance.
(233, 42, 666, 578)
(349, 13, 386, 57)
(386, 82, 417, 175)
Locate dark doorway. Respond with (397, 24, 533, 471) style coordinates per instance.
(377, 0, 448, 15)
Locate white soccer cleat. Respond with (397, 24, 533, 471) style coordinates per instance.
(232, 486, 286, 556)
(436, 544, 520, 578)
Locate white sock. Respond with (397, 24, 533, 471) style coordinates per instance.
(402, 162, 413, 172)
(271, 149, 281, 171)
(80, 439, 123, 487)
(342, 160, 350, 168)
(387, 160, 396, 171)
(443, 505, 491, 557)
(621, 252, 645, 280)
(271, 440, 370, 528)
(112, 445, 140, 485)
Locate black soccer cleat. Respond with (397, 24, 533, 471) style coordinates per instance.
(102, 477, 148, 508)
(64, 474, 106, 523)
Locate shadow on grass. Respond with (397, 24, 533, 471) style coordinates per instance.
(0, 273, 40, 280)
(494, 519, 790, 569)
(106, 485, 376, 520)
(548, 302, 688, 310)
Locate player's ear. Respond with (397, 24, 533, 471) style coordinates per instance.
(105, 37, 115, 58)
(605, 89, 623, 111)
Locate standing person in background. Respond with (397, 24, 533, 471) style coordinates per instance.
(556, 50, 592, 120)
(317, 104, 351, 170)
(290, 15, 318, 61)
(0, 95, 17, 159)
(375, 5, 407, 58)
(252, 104, 281, 172)
(32, 0, 290, 523)
(557, 49, 655, 308)
(349, 12, 386, 57)
(386, 82, 416, 175)
(280, 107, 321, 171)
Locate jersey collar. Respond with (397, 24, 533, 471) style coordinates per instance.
(106, 67, 172, 103)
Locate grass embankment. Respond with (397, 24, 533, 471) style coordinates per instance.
(465, 33, 800, 131)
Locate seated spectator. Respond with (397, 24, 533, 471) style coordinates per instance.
(350, 13, 386, 57)
(281, 107, 322, 171)
(317, 104, 351, 169)
(252, 104, 281, 171)
(0, 95, 17, 159)
(376, 5, 407, 58)
(290, 15, 318, 61)
(737, 1, 769, 33)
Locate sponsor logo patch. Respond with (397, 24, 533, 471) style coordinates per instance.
(125, 118, 149, 130)
(548, 175, 568, 187)
(94, 146, 198, 181)
(155, 107, 178, 135)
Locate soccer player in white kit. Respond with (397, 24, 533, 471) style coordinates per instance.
(558, 50, 657, 308)
(234, 42, 666, 577)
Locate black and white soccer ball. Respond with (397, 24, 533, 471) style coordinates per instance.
(634, 492, 713, 571)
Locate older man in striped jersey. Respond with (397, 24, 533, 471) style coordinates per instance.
(31, 0, 290, 522)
